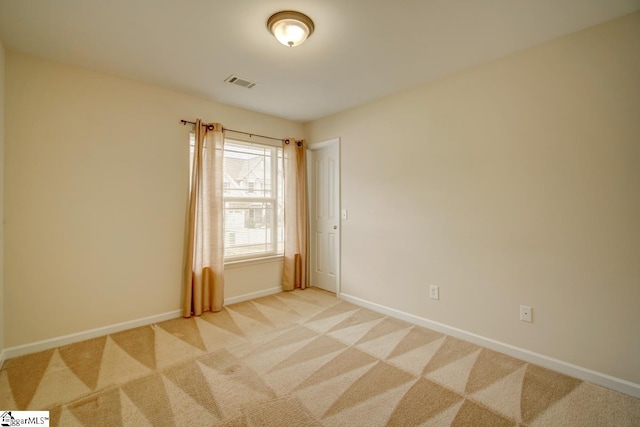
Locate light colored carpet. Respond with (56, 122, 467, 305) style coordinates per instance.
(1, 288, 639, 426)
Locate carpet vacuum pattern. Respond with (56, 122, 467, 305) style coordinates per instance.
(1, 288, 638, 426)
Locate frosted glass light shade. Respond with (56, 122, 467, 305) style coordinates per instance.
(267, 11, 314, 47)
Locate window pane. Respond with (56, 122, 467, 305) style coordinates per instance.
(224, 141, 274, 199)
(224, 201, 276, 258)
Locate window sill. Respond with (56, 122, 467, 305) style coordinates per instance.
(224, 255, 284, 269)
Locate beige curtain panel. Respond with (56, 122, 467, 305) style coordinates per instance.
(283, 139, 309, 291)
(183, 120, 225, 317)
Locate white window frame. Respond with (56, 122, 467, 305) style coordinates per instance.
(222, 138, 283, 262)
(189, 134, 284, 264)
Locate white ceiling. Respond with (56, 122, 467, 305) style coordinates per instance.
(1, 0, 639, 122)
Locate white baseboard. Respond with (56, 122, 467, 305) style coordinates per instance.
(0, 287, 285, 366)
(339, 292, 640, 399)
(2, 310, 183, 363)
(224, 286, 282, 305)
(0, 287, 282, 367)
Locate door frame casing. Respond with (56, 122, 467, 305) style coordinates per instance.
(307, 138, 341, 297)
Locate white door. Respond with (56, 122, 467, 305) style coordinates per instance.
(308, 140, 340, 293)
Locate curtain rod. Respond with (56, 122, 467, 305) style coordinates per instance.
(180, 119, 285, 142)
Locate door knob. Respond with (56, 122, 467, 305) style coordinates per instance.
(333, 225, 338, 230)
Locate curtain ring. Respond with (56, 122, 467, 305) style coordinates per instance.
(285, 140, 291, 145)
(296, 140, 302, 147)
(206, 124, 214, 131)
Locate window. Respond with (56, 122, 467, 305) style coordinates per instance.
(190, 135, 284, 261)
(224, 139, 284, 260)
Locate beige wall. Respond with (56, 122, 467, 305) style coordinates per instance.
(0, 40, 5, 355)
(305, 12, 640, 384)
(225, 260, 283, 300)
(4, 52, 301, 347)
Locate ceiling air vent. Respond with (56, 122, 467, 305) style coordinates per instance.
(224, 75, 256, 89)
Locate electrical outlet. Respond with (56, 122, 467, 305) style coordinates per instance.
(520, 305, 532, 322)
(429, 285, 439, 300)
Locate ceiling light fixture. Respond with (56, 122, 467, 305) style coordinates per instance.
(267, 10, 314, 47)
